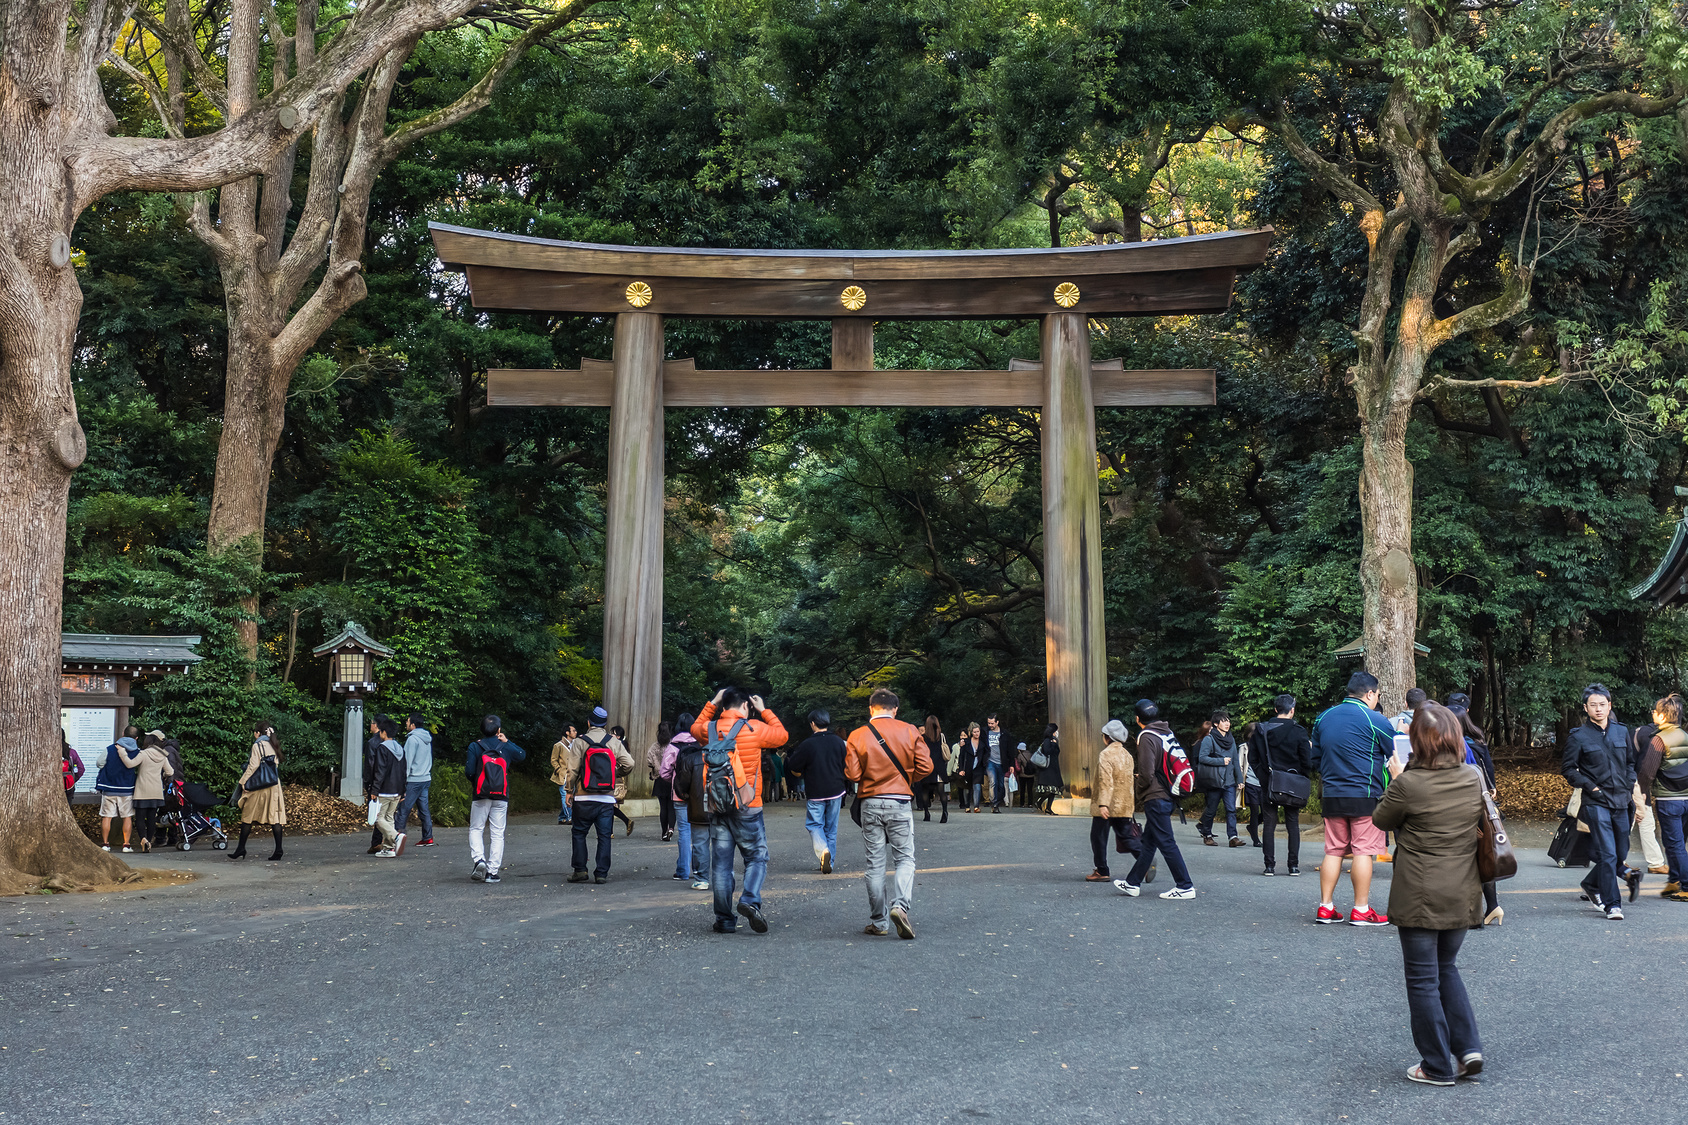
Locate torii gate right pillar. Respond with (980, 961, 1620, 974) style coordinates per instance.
(1041, 312, 1107, 808)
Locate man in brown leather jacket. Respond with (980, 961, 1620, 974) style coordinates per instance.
(844, 688, 933, 939)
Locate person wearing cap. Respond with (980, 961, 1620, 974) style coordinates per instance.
(95, 734, 142, 852)
(563, 707, 635, 884)
(1115, 699, 1196, 900)
(1088, 719, 1135, 881)
(464, 715, 525, 884)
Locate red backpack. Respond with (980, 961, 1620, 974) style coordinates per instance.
(1153, 730, 1196, 796)
(581, 733, 617, 795)
(474, 741, 509, 800)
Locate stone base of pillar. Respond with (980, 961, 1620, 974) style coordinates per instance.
(1051, 798, 1091, 817)
(615, 798, 662, 818)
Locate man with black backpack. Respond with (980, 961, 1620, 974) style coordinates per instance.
(691, 687, 789, 934)
(1249, 694, 1314, 877)
(563, 706, 635, 884)
(1113, 698, 1196, 900)
(845, 688, 933, 938)
(465, 715, 526, 884)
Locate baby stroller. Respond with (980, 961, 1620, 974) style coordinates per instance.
(164, 778, 228, 851)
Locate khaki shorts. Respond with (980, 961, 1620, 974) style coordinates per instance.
(98, 794, 134, 819)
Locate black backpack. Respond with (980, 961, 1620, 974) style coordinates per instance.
(581, 733, 617, 795)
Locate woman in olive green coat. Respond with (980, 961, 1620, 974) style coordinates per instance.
(1371, 703, 1485, 1088)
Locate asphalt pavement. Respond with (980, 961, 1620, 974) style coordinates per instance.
(4, 802, 1684, 1124)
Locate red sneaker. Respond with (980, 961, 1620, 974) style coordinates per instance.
(1349, 907, 1389, 927)
(1316, 905, 1346, 924)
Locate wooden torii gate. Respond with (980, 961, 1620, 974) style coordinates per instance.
(431, 223, 1272, 806)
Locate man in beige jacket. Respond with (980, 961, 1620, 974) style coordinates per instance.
(1088, 719, 1136, 881)
(564, 706, 635, 884)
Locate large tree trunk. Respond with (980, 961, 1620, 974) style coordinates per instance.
(205, 258, 291, 659)
(0, 0, 129, 890)
(1353, 225, 1448, 714)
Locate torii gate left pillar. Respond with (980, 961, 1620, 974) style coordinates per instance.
(602, 312, 666, 770)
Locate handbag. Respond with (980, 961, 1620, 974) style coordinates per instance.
(1266, 767, 1310, 809)
(850, 721, 914, 826)
(245, 753, 280, 792)
(1030, 745, 1049, 769)
(1474, 770, 1517, 882)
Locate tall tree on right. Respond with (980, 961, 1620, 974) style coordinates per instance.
(1236, 0, 1688, 710)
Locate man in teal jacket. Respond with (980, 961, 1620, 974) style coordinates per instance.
(1310, 671, 1399, 926)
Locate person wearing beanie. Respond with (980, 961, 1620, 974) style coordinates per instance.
(465, 715, 525, 883)
(562, 707, 634, 884)
(1114, 699, 1196, 900)
(1088, 719, 1136, 881)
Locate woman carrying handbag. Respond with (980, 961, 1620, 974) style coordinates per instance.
(230, 722, 286, 861)
(1370, 703, 1488, 1087)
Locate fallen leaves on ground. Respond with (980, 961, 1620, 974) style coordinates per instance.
(1495, 769, 1572, 820)
(277, 786, 369, 835)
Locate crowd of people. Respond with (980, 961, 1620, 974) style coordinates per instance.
(67, 666, 1688, 1089)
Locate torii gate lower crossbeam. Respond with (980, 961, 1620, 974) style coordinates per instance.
(431, 223, 1273, 808)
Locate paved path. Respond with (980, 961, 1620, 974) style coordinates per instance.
(4, 804, 1683, 1123)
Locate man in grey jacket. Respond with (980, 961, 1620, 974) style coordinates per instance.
(397, 714, 436, 847)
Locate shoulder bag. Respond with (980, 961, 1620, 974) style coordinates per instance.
(245, 753, 280, 792)
(850, 721, 914, 827)
(1474, 767, 1517, 881)
(1266, 767, 1310, 809)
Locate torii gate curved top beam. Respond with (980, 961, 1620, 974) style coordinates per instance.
(430, 220, 1272, 811)
(429, 222, 1272, 319)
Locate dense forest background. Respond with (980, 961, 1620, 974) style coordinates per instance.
(67, 0, 1688, 789)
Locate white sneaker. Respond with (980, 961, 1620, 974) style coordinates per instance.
(393, 832, 407, 857)
(1159, 886, 1196, 900)
(1112, 879, 1141, 897)
(121, 846, 134, 853)
(379, 848, 397, 858)
(690, 880, 710, 890)
(1605, 905, 1624, 921)
(101, 845, 111, 852)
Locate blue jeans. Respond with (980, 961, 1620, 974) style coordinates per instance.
(805, 797, 841, 863)
(1655, 799, 1688, 885)
(1398, 926, 1481, 1080)
(395, 781, 432, 840)
(1579, 800, 1632, 906)
(1126, 798, 1193, 889)
(675, 806, 708, 879)
(557, 785, 571, 822)
(571, 800, 616, 877)
(710, 810, 768, 926)
(986, 762, 1005, 808)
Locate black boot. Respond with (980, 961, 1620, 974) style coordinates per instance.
(229, 823, 252, 860)
(266, 824, 284, 861)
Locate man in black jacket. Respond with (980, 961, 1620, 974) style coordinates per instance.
(363, 715, 388, 855)
(1248, 694, 1312, 877)
(1563, 684, 1641, 919)
(785, 710, 848, 873)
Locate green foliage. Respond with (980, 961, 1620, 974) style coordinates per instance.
(322, 431, 491, 726)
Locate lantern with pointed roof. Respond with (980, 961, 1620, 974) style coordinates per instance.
(313, 621, 393, 698)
